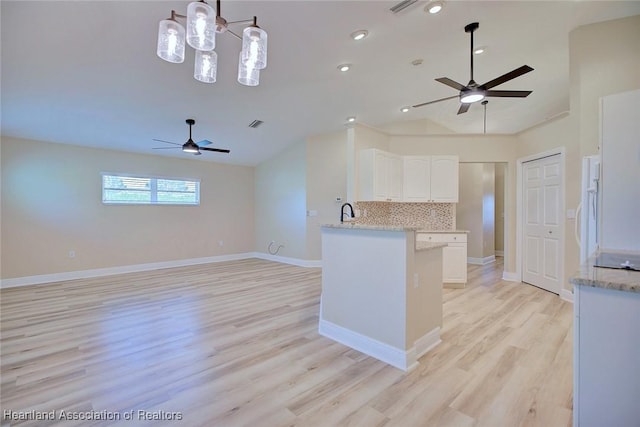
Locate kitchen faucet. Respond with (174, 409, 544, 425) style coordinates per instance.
(340, 203, 355, 223)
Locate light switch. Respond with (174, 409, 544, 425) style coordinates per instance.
(566, 209, 576, 219)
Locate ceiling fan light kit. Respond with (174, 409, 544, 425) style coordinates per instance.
(156, 0, 267, 86)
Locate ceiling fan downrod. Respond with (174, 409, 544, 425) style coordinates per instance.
(465, 22, 479, 85)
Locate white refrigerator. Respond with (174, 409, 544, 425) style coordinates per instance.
(577, 156, 600, 264)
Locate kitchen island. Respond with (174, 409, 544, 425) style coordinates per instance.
(319, 223, 445, 371)
(569, 251, 640, 427)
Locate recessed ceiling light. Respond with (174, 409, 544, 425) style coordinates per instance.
(411, 59, 424, 66)
(474, 46, 486, 55)
(346, 116, 356, 123)
(338, 64, 351, 72)
(425, 1, 444, 14)
(401, 107, 410, 113)
(350, 30, 368, 41)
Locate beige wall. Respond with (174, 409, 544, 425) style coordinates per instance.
(457, 164, 484, 259)
(570, 15, 640, 158)
(1, 137, 254, 279)
(482, 164, 496, 258)
(306, 131, 348, 260)
(495, 163, 506, 254)
(378, 118, 455, 135)
(254, 141, 307, 260)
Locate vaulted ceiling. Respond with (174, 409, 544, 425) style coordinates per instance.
(2, 1, 639, 165)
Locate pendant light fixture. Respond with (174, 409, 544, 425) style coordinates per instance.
(156, 0, 267, 86)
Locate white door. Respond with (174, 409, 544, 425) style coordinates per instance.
(522, 154, 562, 294)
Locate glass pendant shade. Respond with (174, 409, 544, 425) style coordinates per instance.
(237, 52, 260, 86)
(241, 26, 267, 70)
(186, 1, 216, 51)
(194, 50, 217, 83)
(157, 19, 186, 63)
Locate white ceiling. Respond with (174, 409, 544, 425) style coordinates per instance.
(2, 1, 639, 166)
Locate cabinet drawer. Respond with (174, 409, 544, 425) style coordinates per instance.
(417, 233, 467, 243)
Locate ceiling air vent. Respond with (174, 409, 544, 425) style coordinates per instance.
(248, 120, 264, 128)
(390, 0, 418, 14)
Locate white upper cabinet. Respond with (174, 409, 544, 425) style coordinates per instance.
(403, 155, 459, 203)
(403, 156, 432, 202)
(430, 156, 459, 202)
(359, 150, 458, 202)
(358, 149, 403, 202)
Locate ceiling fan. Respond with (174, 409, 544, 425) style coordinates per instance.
(153, 119, 230, 155)
(413, 22, 534, 114)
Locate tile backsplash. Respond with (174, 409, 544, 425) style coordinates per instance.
(355, 202, 455, 230)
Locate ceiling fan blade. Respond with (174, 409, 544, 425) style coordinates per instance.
(152, 147, 181, 150)
(435, 77, 467, 91)
(152, 138, 181, 146)
(413, 95, 459, 108)
(457, 104, 470, 115)
(197, 139, 213, 146)
(481, 65, 534, 90)
(485, 90, 532, 98)
(200, 147, 231, 154)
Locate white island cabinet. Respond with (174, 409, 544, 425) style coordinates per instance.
(417, 232, 468, 287)
(569, 255, 640, 427)
(320, 224, 445, 371)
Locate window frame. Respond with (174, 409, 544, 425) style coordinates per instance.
(101, 172, 200, 206)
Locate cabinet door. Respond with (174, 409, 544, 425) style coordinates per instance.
(373, 150, 389, 200)
(431, 156, 459, 202)
(387, 154, 404, 201)
(403, 156, 431, 202)
(443, 243, 467, 283)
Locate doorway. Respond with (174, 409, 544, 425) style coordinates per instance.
(518, 150, 565, 294)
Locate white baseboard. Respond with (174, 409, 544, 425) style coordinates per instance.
(560, 288, 574, 303)
(0, 252, 321, 289)
(414, 327, 442, 359)
(502, 271, 520, 282)
(467, 255, 496, 265)
(253, 252, 322, 268)
(495, 250, 505, 257)
(318, 317, 440, 372)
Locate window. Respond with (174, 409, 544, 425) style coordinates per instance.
(102, 173, 200, 205)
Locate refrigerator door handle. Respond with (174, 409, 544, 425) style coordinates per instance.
(575, 202, 582, 248)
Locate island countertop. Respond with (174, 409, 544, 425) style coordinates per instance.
(569, 251, 640, 294)
(321, 223, 421, 232)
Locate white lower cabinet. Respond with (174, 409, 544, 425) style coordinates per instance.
(573, 285, 640, 427)
(417, 233, 467, 286)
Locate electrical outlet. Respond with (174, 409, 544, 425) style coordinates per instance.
(68, 250, 75, 258)
(413, 273, 419, 288)
(431, 209, 436, 218)
(218, 240, 224, 247)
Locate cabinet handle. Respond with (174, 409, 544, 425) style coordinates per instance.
(453, 236, 457, 240)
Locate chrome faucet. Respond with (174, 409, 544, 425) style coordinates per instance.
(340, 203, 355, 223)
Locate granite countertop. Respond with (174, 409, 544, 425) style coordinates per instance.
(322, 223, 421, 231)
(415, 242, 448, 252)
(569, 251, 640, 294)
(417, 229, 470, 234)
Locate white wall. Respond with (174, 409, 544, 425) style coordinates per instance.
(254, 141, 307, 260)
(1, 137, 255, 279)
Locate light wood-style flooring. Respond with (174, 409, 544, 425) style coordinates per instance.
(1, 258, 573, 426)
